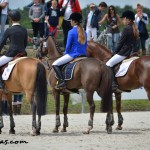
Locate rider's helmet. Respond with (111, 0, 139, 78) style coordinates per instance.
(69, 12, 82, 23)
(121, 10, 135, 21)
(8, 10, 21, 22)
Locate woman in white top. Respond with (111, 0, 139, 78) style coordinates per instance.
(0, 0, 8, 42)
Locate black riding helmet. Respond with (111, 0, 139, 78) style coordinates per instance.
(121, 10, 135, 21)
(8, 10, 21, 22)
(69, 12, 82, 23)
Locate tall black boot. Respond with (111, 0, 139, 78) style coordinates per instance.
(52, 65, 65, 89)
(109, 67, 118, 92)
(0, 75, 4, 89)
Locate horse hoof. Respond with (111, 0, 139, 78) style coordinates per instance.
(30, 130, 37, 136)
(61, 128, 67, 132)
(9, 129, 15, 134)
(53, 128, 59, 133)
(83, 130, 90, 134)
(36, 131, 41, 135)
(107, 126, 112, 134)
(116, 125, 122, 130)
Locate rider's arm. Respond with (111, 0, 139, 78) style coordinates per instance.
(114, 27, 128, 54)
(64, 31, 73, 54)
(24, 30, 28, 48)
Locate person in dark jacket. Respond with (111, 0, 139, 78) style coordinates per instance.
(0, 10, 28, 89)
(84, 2, 107, 41)
(106, 10, 139, 91)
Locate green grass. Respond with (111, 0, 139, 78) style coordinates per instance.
(21, 92, 150, 115)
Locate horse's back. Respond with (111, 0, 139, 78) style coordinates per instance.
(4, 57, 43, 92)
(72, 58, 107, 90)
(118, 56, 150, 90)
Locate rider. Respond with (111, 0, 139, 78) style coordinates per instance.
(106, 10, 139, 91)
(0, 10, 28, 89)
(52, 12, 87, 89)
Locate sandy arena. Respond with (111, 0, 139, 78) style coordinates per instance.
(0, 112, 150, 150)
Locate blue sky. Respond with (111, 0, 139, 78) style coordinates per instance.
(9, 0, 150, 9)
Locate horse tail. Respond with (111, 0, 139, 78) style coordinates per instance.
(35, 62, 47, 115)
(99, 65, 112, 112)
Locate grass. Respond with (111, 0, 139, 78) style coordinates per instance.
(21, 91, 150, 114)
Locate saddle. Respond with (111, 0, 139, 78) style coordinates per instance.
(56, 56, 87, 81)
(113, 54, 139, 75)
(0, 53, 27, 74)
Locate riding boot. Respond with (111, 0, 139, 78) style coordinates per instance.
(52, 65, 65, 88)
(109, 67, 118, 92)
(0, 75, 4, 89)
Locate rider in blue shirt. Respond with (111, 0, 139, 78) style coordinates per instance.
(52, 12, 87, 89)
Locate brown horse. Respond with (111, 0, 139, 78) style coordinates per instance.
(87, 40, 150, 129)
(0, 57, 47, 135)
(40, 36, 113, 134)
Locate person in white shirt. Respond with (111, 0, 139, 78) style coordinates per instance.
(0, 0, 8, 42)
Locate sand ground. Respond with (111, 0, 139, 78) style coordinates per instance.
(0, 112, 150, 150)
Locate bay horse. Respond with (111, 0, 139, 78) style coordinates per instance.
(40, 36, 113, 134)
(0, 57, 47, 136)
(87, 40, 150, 129)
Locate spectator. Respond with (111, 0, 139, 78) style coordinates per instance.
(0, 0, 8, 42)
(99, 5, 121, 52)
(45, 0, 60, 38)
(59, 0, 81, 47)
(12, 94, 23, 115)
(135, 3, 149, 55)
(29, 0, 45, 49)
(84, 2, 107, 41)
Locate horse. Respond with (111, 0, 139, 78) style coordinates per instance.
(87, 40, 150, 129)
(40, 35, 114, 134)
(0, 57, 47, 136)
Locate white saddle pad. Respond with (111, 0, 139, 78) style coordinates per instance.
(2, 57, 27, 80)
(115, 57, 139, 77)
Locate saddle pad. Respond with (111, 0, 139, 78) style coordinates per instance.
(115, 57, 139, 77)
(2, 57, 27, 80)
(64, 62, 77, 80)
(55, 62, 77, 81)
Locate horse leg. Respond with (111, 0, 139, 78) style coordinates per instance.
(105, 110, 114, 134)
(36, 115, 41, 135)
(83, 92, 95, 134)
(7, 98, 15, 134)
(61, 94, 69, 132)
(53, 91, 61, 133)
(30, 98, 38, 136)
(0, 101, 4, 134)
(115, 92, 123, 130)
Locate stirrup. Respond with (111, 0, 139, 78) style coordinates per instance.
(55, 81, 66, 89)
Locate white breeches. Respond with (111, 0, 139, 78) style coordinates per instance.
(0, 56, 13, 67)
(52, 54, 73, 66)
(86, 26, 97, 41)
(106, 54, 126, 67)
